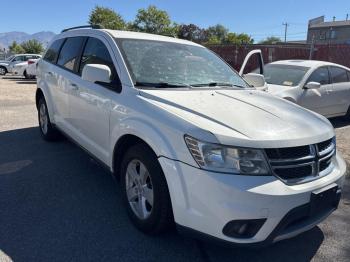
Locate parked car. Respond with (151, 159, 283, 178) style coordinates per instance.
(25, 58, 40, 79)
(0, 54, 41, 78)
(36, 26, 346, 246)
(261, 60, 350, 118)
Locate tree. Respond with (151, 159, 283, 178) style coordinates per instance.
(9, 41, 25, 54)
(89, 5, 126, 30)
(177, 24, 208, 43)
(133, 5, 173, 35)
(259, 36, 282, 44)
(224, 33, 254, 45)
(21, 39, 44, 54)
(206, 24, 229, 43)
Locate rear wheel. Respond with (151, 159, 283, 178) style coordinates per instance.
(24, 70, 30, 79)
(120, 144, 173, 234)
(0, 66, 7, 75)
(38, 97, 60, 141)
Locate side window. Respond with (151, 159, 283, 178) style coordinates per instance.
(43, 39, 65, 64)
(347, 71, 350, 81)
(329, 66, 348, 84)
(57, 37, 85, 72)
(307, 67, 330, 85)
(79, 37, 117, 80)
(13, 56, 24, 62)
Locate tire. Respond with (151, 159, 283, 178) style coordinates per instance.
(0, 66, 7, 76)
(37, 97, 60, 141)
(120, 144, 173, 234)
(24, 70, 30, 79)
(346, 106, 350, 120)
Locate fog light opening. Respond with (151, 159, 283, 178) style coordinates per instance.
(222, 219, 266, 239)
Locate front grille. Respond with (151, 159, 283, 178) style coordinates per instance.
(265, 145, 311, 160)
(274, 165, 313, 180)
(265, 137, 335, 184)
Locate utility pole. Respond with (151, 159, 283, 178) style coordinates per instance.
(282, 22, 289, 43)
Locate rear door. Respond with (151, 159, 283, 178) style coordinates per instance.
(298, 66, 333, 116)
(328, 66, 350, 116)
(68, 36, 120, 163)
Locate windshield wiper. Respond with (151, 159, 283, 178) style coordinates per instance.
(135, 81, 191, 88)
(191, 82, 246, 88)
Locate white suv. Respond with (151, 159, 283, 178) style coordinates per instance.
(36, 26, 346, 246)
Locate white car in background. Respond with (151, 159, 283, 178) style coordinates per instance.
(262, 60, 350, 118)
(25, 58, 40, 79)
(0, 54, 41, 78)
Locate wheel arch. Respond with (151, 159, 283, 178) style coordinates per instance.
(0, 65, 8, 74)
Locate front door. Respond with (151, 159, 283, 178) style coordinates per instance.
(299, 66, 333, 116)
(68, 37, 120, 163)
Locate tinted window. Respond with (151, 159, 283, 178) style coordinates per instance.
(43, 39, 65, 64)
(57, 37, 85, 71)
(347, 71, 350, 81)
(307, 67, 330, 85)
(330, 66, 348, 83)
(79, 37, 117, 80)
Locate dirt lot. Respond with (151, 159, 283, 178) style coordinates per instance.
(0, 76, 349, 262)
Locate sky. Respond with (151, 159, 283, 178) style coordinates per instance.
(0, 0, 349, 42)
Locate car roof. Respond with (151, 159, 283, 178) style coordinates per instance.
(269, 59, 344, 68)
(14, 54, 41, 56)
(58, 28, 203, 47)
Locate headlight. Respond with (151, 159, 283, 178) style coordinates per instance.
(184, 135, 270, 175)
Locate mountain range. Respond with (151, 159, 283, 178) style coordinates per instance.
(0, 31, 56, 50)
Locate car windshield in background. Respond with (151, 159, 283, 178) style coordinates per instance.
(115, 38, 249, 88)
(261, 64, 310, 86)
(5, 55, 14, 61)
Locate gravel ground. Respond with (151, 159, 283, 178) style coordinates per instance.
(0, 76, 349, 262)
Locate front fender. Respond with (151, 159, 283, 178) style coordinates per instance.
(110, 117, 178, 165)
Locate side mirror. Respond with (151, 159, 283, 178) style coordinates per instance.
(82, 64, 111, 84)
(243, 73, 266, 88)
(304, 81, 321, 89)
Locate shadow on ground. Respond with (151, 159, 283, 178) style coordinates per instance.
(0, 127, 347, 262)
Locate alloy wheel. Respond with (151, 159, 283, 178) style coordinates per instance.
(125, 159, 154, 220)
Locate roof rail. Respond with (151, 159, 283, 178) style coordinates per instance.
(61, 25, 104, 33)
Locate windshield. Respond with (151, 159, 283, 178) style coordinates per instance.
(115, 38, 249, 88)
(5, 55, 14, 61)
(259, 64, 310, 86)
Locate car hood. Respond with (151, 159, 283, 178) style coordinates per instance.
(139, 89, 334, 148)
(266, 84, 295, 95)
(0, 60, 10, 65)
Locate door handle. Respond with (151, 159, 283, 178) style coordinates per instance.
(70, 82, 79, 90)
(47, 71, 53, 76)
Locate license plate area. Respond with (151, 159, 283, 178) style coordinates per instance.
(310, 184, 341, 216)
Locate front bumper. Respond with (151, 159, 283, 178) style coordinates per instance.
(159, 153, 346, 245)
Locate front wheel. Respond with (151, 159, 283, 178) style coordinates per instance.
(38, 97, 60, 141)
(121, 144, 173, 234)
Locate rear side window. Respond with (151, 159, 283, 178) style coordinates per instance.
(57, 37, 85, 72)
(79, 37, 117, 80)
(43, 39, 65, 64)
(307, 67, 330, 85)
(329, 66, 348, 83)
